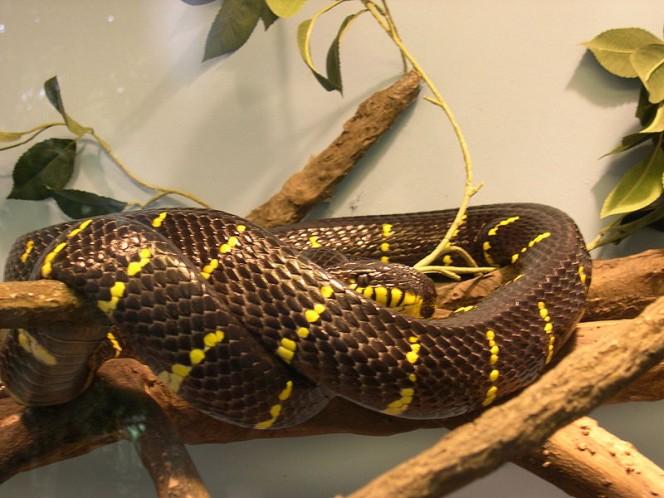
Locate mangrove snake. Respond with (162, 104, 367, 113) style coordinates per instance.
(0, 203, 590, 429)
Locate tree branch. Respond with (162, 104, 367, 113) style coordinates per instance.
(3, 248, 661, 330)
(132, 396, 210, 498)
(515, 416, 664, 498)
(341, 296, 664, 498)
(1, 291, 664, 496)
(245, 71, 421, 228)
(434, 248, 664, 321)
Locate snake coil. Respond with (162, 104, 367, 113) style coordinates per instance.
(1, 203, 590, 429)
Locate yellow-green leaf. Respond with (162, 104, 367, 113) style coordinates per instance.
(325, 9, 367, 95)
(601, 146, 664, 218)
(584, 28, 662, 78)
(265, 0, 307, 18)
(640, 101, 664, 133)
(631, 43, 664, 103)
(296, 1, 345, 92)
(43, 77, 91, 137)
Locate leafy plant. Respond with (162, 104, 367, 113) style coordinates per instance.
(199, 0, 481, 275)
(2, 1, 484, 280)
(1, 77, 210, 217)
(584, 27, 664, 248)
(4, 2, 489, 283)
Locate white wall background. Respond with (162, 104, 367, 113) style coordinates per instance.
(1, 1, 663, 497)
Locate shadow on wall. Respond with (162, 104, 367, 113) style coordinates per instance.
(567, 51, 641, 108)
(567, 50, 664, 259)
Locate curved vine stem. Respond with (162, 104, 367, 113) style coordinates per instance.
(0, 122, 66, 152)
(87, 130, 212, 209)
(417, 265, 496, 281)
(379, 0, 407, 73)
(363, 1, 483, 273)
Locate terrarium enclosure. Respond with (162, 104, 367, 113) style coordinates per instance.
(1, 1, 664, 497)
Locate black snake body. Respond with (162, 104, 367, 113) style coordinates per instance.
(0, 203, 590, 429)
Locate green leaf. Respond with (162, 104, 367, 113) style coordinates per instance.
(51, 189, 126, 219)
(203, 0, 262, 61)
(640, 101, 664, 133)
(630, 43, 664, 103)
(636, 85, 658, 125)
(265, 0, 307, 18)
(259, 1, 278, 29)
(325, 9, 367, 95)
(602, 132, 653, 156)
(297, 1, 346, 92)
(43, 77, 91, 137)
(601, 146, 664, 217)
(8, 139, 76, 200)
(583, 28, 662, 78)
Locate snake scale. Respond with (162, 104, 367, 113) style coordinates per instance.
(0, 203, 590, 429)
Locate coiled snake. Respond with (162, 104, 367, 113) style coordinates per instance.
(0, 203, 590, 429)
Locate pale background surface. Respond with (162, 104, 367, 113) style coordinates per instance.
(1, 1, 663, 497)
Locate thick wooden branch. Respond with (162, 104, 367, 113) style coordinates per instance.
(3, 248, 661, 329)
(1, 298, 664, 495)
(0, 279, 102, 328)
(435, 248, 664, 321)
(133, 390, 211, 498)
(515, 416, 664, 498)
(245, 71, 421, 227)
(2, 239, 664, 496)
(576, 321, 664, 403)
(341, 297, 664, 498)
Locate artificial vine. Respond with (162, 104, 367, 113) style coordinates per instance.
(1, 77, 210, 218)
(1, 0, 489, 280)
(584, 27, 664, 249)
(5, 4, 657, 262)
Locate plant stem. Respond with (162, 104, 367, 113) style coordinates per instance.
(417, 265, 496, 281)
(363, 1, 482, 271)
(379, 0, 407, 72)
(0, 122, 66, 151)
(88, 130, 211, 209)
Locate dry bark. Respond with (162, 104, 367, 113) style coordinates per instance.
(0, 279, 102, 328)
(4, 54, 659, 498)
(576, 321, 664, 404)
(2, 248, 660, 330)
(435, 248, 664, 321)
(342, 297, 664, 498)
(245, 71, 421, 227)
(1, 293, 664, 496)
(516, 416, 664, 498)
(133, 391, 210, 498)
